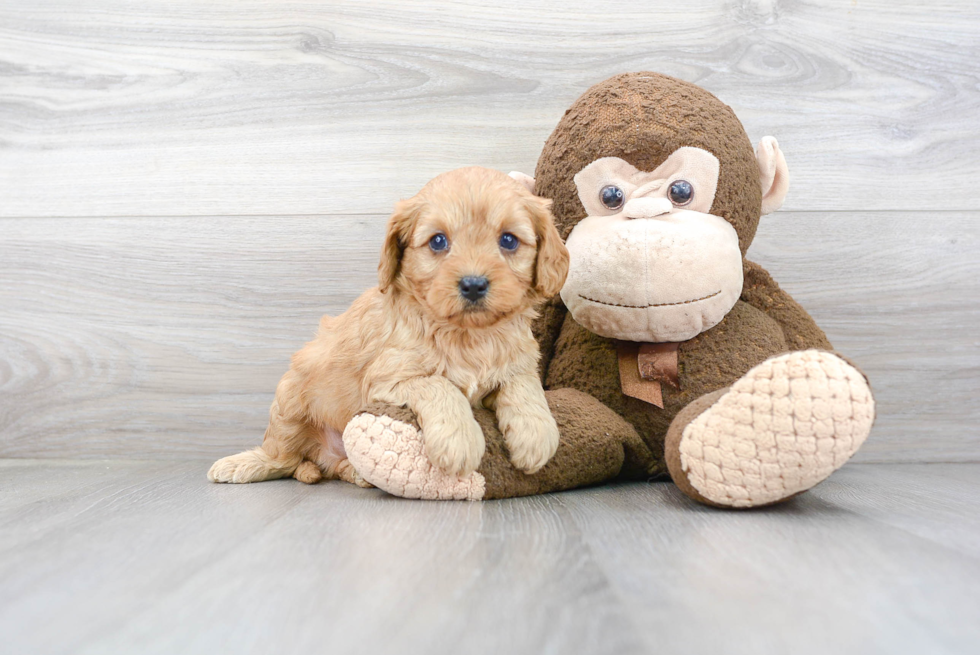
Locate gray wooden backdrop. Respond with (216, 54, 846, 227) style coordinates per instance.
(1, 0, 978, 463)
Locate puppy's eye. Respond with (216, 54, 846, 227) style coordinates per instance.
(499, 232, 519, 251)
(428, 233, 449, 252)
(600, 185, 625, 210)
(668, 180, 694, 206)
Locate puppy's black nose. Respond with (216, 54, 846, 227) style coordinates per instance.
(459, 276, 489, 302)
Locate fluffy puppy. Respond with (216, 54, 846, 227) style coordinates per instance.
(208, 167, 569, 486)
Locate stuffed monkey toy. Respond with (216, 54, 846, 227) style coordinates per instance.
(342, 72, 875, 508)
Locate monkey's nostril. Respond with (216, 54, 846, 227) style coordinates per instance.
(459, 276, 490, 302)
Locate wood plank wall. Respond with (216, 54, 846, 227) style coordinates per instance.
(1, 1, 978, 462)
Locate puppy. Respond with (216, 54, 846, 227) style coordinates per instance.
(208, 167, 569, 486)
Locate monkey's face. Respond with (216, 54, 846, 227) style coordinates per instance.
(560, 147, 743, 343)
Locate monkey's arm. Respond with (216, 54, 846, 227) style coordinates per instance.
(344, 388, 655, 500)
(741, 260, 833, 351)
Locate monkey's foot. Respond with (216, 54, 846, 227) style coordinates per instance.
(666, 350, 875, 508)
(343, 413, 486, 501)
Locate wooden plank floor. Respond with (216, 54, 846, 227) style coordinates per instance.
(2, 1, 979, 216)
(2, 0, 978, 465)
(1, 461, 978, 655)
(1, 3, 977, 653)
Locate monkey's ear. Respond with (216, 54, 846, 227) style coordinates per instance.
(527, 196, 570, 298)
(378, 196, 422, 293)
(508, 171, 536, 194)
(757, 136, 789, 215)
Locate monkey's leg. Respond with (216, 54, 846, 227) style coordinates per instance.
(664, 350, 875, 508)
(342, 389, 655, 500)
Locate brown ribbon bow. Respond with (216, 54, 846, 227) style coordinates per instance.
(617, 341, 680, 409)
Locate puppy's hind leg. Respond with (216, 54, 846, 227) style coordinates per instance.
(307, 424, 374, 488)
(209, 372, 315, 484)
(208, 447, 303, 484)
(293, 461, 323, 484)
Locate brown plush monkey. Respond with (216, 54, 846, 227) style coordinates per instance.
(342, 72, 875, 508)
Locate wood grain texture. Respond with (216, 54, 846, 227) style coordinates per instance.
(750, 211, 980, 463)
(2, 5, 976, 651)
(1, 211, 976, 462)
(1, 0, 978, 217)
(1, 461, 978, 655)
(563, 464, 980, 655)
(0, 215, 382, 459)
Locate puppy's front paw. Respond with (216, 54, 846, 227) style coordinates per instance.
(423, 415, 486, 476)
(501, 412, 560, 475)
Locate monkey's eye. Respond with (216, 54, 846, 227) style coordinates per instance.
(600, 185, 625, 210)
(668, 180, 694, 206)
(428, 233, 449, 252)
(499, 232, 519, 251)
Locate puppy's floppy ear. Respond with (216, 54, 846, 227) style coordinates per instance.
(378, 195, 422, 293)
(527, 196, 569, 298)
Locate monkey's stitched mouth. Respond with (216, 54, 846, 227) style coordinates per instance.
(579, 289, 721, 309)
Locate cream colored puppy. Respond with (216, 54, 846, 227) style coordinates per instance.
(209, 167, 569, 486)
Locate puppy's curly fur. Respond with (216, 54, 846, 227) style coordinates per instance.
(209, 167, 569, 485)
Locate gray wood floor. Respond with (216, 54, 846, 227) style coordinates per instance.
(1, 461, 978, 655)
(1, 3, 978, 654)
(1, 0, 979, 463)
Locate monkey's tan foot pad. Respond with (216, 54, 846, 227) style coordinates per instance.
(668, 350, 875, 508)
(343, 413, 486, 501)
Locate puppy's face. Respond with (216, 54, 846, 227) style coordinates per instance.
(379, 167, 568, 329)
